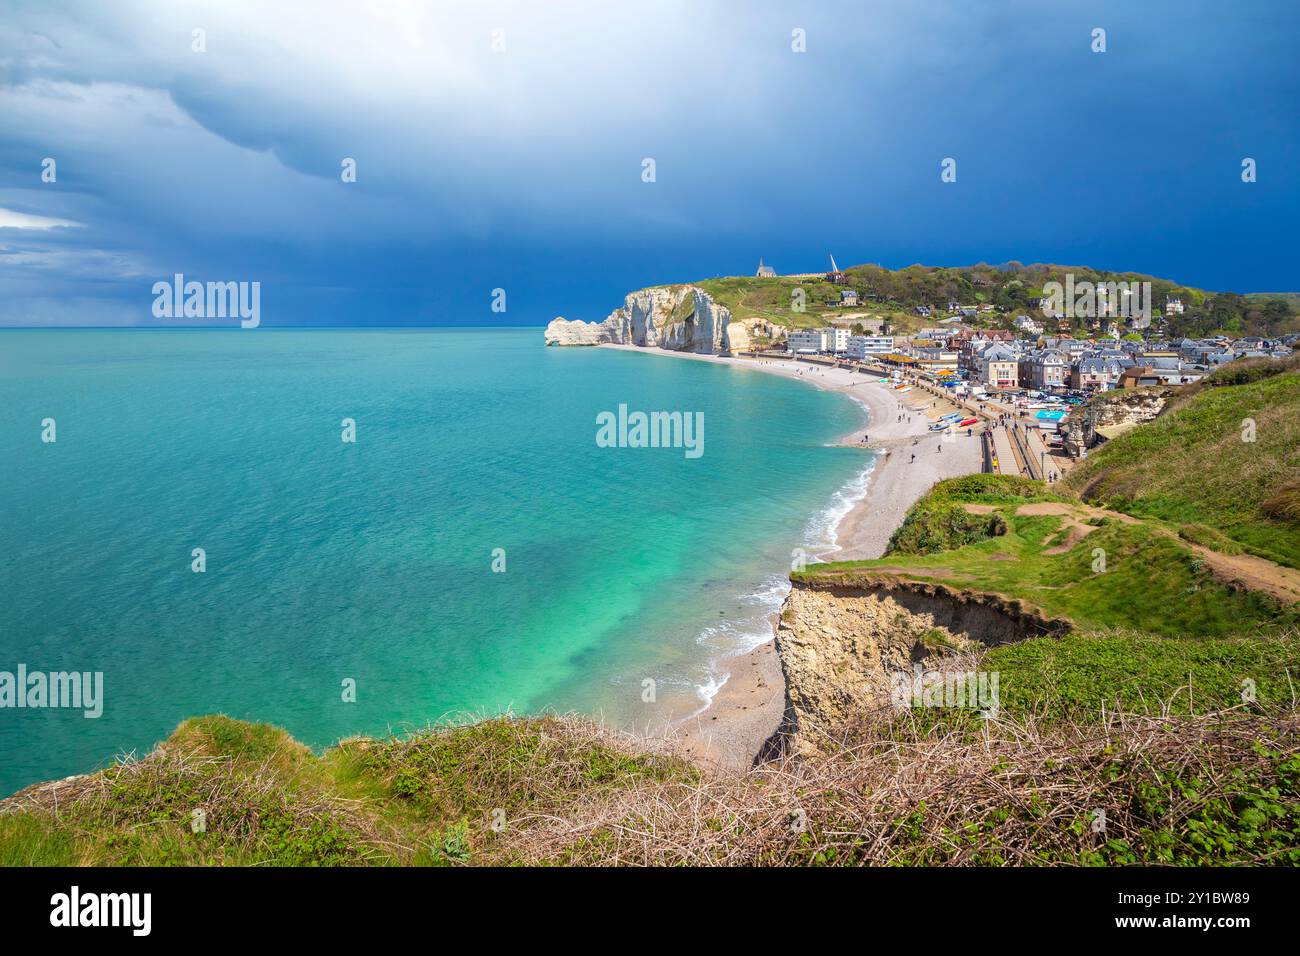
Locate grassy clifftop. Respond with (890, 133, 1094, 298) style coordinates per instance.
(4, 693, 1298, 866)
(687, 262, 1299, 337)
(1063, 355, 1300, 568)
(0, 715, 697, 867)
(805, 515, 1295, 636)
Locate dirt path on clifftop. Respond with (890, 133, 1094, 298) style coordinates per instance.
(964, 501, 1300, 605)
(1178, 544, 1300, 605)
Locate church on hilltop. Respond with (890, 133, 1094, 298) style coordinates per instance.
(755, 258, 776, 278)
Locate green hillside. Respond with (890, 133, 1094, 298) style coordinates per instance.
(1064, 356, 1300, 568)
(797, 475, 1296, 637)
(4, 697, 1297, 866)
(694, 274, 859, 330)
(687, 262, 1300, 337)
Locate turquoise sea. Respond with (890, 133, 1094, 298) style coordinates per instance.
(0, 329, 870, 795)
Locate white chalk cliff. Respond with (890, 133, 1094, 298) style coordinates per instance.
(544, 285, 756, 354)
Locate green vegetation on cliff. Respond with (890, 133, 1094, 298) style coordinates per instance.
(689, 262, 1300, 337)
(981, 631, 1300, 723)
(1064, 355, 1300, 568)
(0, 715, 697, 867)
(800, 477, 1296, 637)
(884, 474, 1063, 556)
(5, 702, 1296, 867)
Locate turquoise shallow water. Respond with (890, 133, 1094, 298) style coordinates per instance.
(0, 329, 869, 795)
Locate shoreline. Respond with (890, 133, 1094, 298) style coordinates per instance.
(600, 345, 983, 770)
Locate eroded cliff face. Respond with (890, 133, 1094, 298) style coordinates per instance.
(544, 285, 754, 354)
(769, 574, 1071, 756)
(1089, 386, 1174, 427)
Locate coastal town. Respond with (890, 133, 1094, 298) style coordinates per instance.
(545, 256, 1298, 487)
(736, 259, 1298, 482)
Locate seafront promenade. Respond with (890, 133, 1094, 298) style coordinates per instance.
(739, 352, 1072, 483)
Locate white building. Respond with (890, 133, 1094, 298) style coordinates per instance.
(847, 335, 895, 360)
(789, 327, 850, 353)
(788, 329, 828, 353)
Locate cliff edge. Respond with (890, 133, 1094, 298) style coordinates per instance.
(544, 285, 758, 353)
(770, 571, 1072, 756)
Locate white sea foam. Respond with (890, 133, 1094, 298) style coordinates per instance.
(687, 572, 791, 709)
(689, 671, 729, 717)
(686, 390, 880, 716)
(695, 574, 789, 655)
(802, 390, 881, 559)
(802, 455, 878, 561)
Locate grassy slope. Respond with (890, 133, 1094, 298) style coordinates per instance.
(0, 715, 697, 867)
(694, 275, 862, 330)
(799, 475, 1297, 637)
(4, 700, 1297, 866)
(981, 631, 1300, 722)
(1063, 358, 1300, 568)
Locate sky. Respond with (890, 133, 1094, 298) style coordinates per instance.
(0, 0, 1297, 327)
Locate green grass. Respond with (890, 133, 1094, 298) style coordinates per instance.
(1178, 522, 1245, 555)
(694, 275, 873, 329)
(885, 629, 1299, 738)
(344, 715, 691, 820)
(0, 813, 76, 867)
(4, 698, 1298, 866)
(906, 473, 1068, 506)
(885, 475, 1065, 555)
(1064, 362, 1300, 568)
(0, 714, 697, 867)
(803, 508, 1294, 637)
(985, 630, 1299, 722)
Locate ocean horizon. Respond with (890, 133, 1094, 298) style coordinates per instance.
(0, 327, 870, 795)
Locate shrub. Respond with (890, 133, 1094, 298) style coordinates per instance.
(886, 501, 1008, 555)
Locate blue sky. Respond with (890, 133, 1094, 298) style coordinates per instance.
(0, 0, 1297, 327)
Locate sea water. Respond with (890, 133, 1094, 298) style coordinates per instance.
(0, 329, 870, 794)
